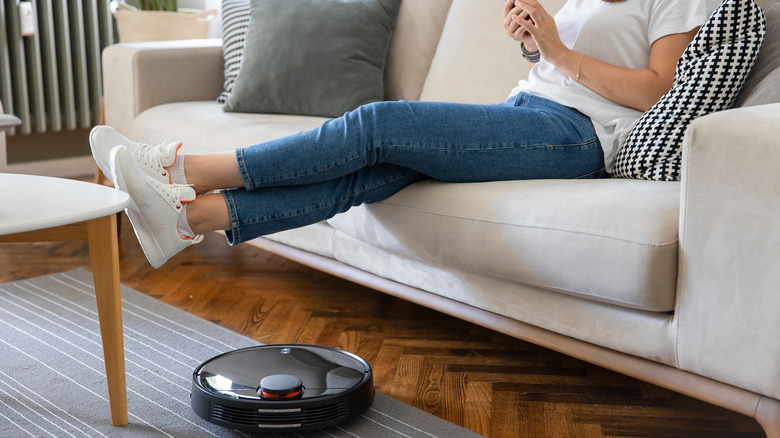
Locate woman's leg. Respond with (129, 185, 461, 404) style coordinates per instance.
(112, 93, 604, 266)
(183, 93, 604, 195)
(185, 164, 425, 240)
(185, 93, 605, 238)
(185, 192, 232, 234)
(216, 164, 425, 245)
(183, 152, 244, 195)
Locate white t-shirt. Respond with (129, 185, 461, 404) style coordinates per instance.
(509, 0, 721, 171)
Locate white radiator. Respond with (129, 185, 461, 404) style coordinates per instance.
(0, 0, 114, 136)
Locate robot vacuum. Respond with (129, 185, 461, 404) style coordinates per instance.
(191, 344, 374, 432)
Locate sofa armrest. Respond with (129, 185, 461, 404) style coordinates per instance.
(675, 103, 780, 399)
(102, 39, 223, 137)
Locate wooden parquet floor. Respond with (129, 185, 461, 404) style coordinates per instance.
(0, 206, 766, 438)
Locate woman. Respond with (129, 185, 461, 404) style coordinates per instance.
(91, 0, 713, 268)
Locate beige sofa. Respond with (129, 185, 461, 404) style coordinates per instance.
(103, 0, 780, 435)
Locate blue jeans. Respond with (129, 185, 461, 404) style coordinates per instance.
(222, 92, 605, 244)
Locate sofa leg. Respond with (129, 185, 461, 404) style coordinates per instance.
(757, 397, 780, 438)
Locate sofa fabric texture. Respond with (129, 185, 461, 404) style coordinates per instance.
(613, 0, 767, 181)
(418, 0, 567, 105)
(677, 104, 780, 400)
(223, 0, 402, 118)
(135, 101, 328, 155)
(382, 0, 454, 102)
(328, 179, 681, 311)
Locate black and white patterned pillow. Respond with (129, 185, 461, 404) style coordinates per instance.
(612, 0, 766, 181)
(217, 0, 251, 104)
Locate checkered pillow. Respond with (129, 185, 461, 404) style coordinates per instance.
(217, 0, 251, 104)
(612, 0, 766, 181)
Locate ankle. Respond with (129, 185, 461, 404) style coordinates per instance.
(182, 155, 208, 195)
(183, 152, 244, 194)
(185, 200, 206, 236)
(186, 194, 231, 235)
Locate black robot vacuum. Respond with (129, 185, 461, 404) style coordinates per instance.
(191, 344, 374, 432)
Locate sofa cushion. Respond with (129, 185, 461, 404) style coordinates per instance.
(223, 0, 401, 118)
(328, 179, 681, 311)
(383, 0, 453, 101)
(419, 0, 567, 104)
(612, 0, 767, 181)
(739, 68, 780, 107)
(216, 0, 453, 104)
(133, 101, 328, 155)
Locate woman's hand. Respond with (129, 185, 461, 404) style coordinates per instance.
(503, 0, 536, 50)
(509, 0, 567, 64)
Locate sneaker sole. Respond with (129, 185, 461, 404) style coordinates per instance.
(111, 146, 168, 269)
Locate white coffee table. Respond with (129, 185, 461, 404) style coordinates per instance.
(0, 173, 130, 426)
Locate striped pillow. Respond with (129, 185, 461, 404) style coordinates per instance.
(612, 0, 766, 181)
(217, 0, 251, 104)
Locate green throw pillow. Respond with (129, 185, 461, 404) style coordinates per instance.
(223, 0, 401, 118)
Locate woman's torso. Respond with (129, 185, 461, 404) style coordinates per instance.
(510, 0, 720, 171)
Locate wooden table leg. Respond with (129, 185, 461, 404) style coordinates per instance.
(87, 215, 128, 426)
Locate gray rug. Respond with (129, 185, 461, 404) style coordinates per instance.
(0, 269, 481, 437)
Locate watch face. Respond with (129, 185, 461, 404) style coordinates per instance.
(196, 345, 371, 400)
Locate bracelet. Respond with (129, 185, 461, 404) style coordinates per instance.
(575, 54, 586, 82)
(520, 42, 541, 63)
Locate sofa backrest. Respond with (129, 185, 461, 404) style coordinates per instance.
(736, 0, 779, 107)
(418, 0, 567, 105)
(386, 0, 777, 106)
(384, 0, 453, 102)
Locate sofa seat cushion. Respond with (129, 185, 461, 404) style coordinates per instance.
(133, 101, 329, 155)
(328, 178, 681, 311)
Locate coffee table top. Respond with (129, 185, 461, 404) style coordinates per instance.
(0, 173, 130, 235)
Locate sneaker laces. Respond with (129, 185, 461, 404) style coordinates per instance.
(133, 140, 180, 179)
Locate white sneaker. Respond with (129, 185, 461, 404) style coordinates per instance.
(111, 145, 203, 269)
(90, 125, 182, 185)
